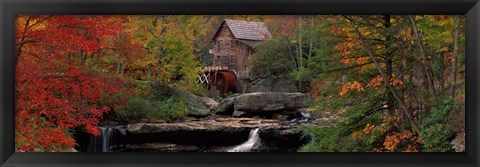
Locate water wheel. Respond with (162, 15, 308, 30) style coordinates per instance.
(211, 71, 237, 95)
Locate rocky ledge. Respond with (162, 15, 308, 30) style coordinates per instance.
(126, 117, 314, 151)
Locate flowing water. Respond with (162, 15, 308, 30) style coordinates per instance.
(87, 125, 127, 152)
(228, 128, 261, 152)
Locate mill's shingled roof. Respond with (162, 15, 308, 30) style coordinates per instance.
(220, 19, 272, 41)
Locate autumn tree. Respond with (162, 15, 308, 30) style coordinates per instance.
(299, 15, 464, 152)
(15, 15, 133, 151)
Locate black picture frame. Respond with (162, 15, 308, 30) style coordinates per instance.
(1, 0, 479, 167)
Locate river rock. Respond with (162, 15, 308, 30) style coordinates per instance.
(232, 110, 249, 117)
(214, 95, 237, 115)
(172, 88, 211, 117)
(451, 132, 465, 152)
(199, 97, 219, 110)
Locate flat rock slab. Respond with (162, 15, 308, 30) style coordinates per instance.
(128, 117, 279, 133)
(127, 117, 281, 146)
(126, 142, 201, 152)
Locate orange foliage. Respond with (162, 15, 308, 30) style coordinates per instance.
(366, 75, 404, 89)
(389, 76, 404, 87)
(339, 81, 364, 96)
(380, 131, 418, 152)
(366, 75, 383, 89)
(351, 123, 376, 139)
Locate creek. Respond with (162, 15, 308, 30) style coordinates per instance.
(75, 92, 318, 152)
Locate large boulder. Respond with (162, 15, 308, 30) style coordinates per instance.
(214, 95, 238, 115)
(172, 88, 213, 117)
(199, 97, 219, 110)
(214, 92, 311, 116)
(235, 92, 310, 113)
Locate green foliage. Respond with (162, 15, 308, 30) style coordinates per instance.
(150, 97, 186, 121)
(114, 79, 191, 122)
(150, 81, 175, 101)
(419, 97, 457, 152)
(297, 126, 343, 152)
(116, 82, 187, 122)
(298, 89, 387, 152)
(249, 37, 295, 78)
(116, 96, 186, 122)
(116, 97, 153, 120)
(177, 79, 207, 97)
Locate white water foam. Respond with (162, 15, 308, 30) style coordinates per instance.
(228, 128, 260, 152)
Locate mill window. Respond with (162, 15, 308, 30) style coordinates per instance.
(216, 41, 220, 52)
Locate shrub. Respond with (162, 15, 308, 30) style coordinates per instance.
(150, 97, 186, 121)
(115, 95, 186, 122)
(418, 97, 457, 152)
(116, 97, 153, 121)
(297, 125, 343, 152)
(249, 37, 295, 79)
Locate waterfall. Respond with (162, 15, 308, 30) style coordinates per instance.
(100, 127, 112, 152)
(87, 125, 127, 152)
(300, 111, 311, 118)
(228, 128, 261, 152)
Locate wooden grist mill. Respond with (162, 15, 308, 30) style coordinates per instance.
(197, 19, 272, 97)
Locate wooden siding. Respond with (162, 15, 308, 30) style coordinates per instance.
(212, 23, 253, 74)
(211, 20, 269, 78)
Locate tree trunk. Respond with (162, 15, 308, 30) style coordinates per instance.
(408, 15, 439, 105)
(439, 52, 445, 89)
(147, 64, 153, 79)
(298, 16, 304, 88)
(384, 15, 395, 115)
(298, 15, 303, 69)
(450, 16, 462, 99)
(308, 16, 315, 68)
(15, 16, 32, 66)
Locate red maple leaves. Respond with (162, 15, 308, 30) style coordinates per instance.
(15, 15, 132, 151)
